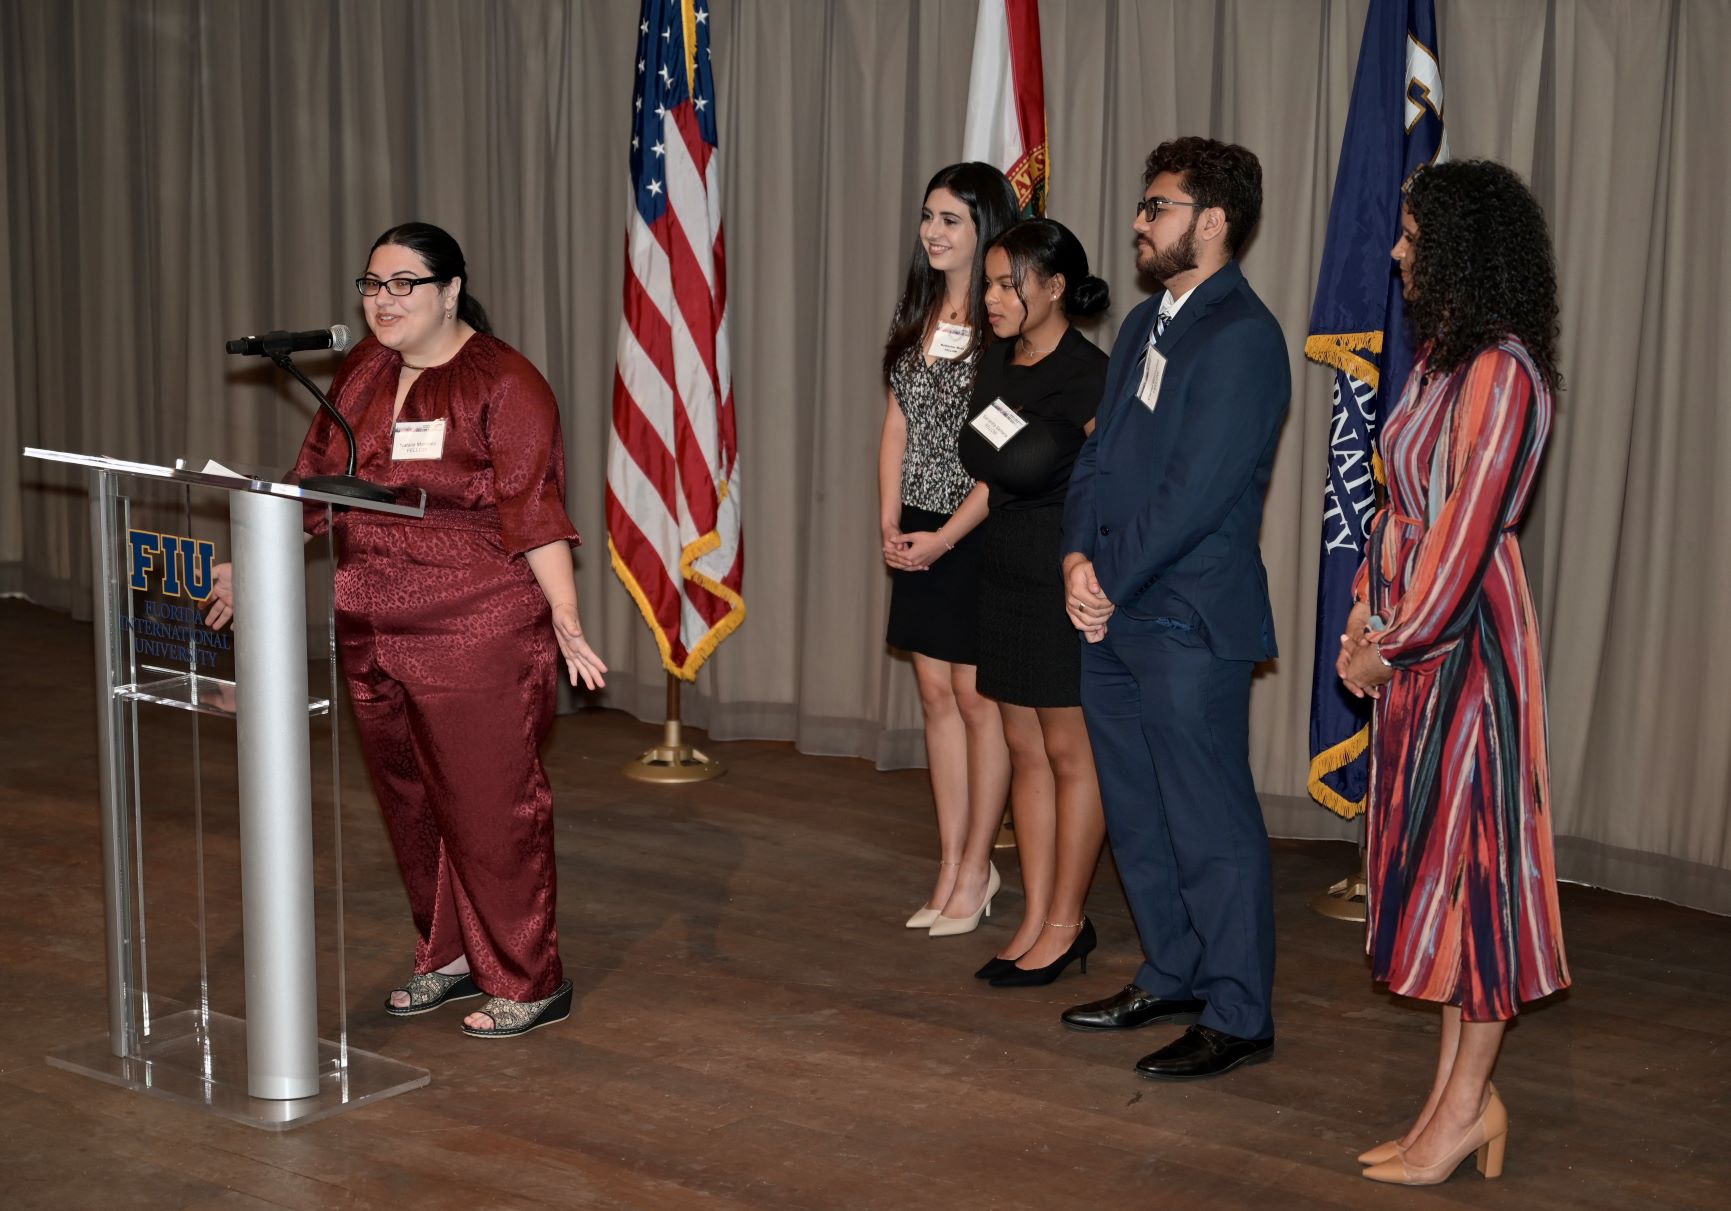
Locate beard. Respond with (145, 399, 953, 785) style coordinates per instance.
(1136, 216, 1200, 285)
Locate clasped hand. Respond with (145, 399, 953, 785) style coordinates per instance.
(882, 518, 948, 572)
(1064, 557, 1114, 643)
(1337, 599, 1394, 699)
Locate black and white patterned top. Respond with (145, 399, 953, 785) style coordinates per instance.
(889, 343, 979, 515)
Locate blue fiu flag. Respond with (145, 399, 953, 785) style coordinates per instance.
(1305, 0, 1446, 818)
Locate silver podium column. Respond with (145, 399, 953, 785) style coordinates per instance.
(229, 490, 320, 1100)
(89, 470, 138, 1059)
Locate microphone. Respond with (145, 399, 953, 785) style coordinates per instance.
(232, 321, 392, 503)
(225, 325, 354, 357)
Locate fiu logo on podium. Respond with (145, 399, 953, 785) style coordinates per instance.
(128, 530, 217, 601)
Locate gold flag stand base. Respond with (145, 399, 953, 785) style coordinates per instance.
(1310, 866, 1367, 922)
(993, 812, 1016, 850)
(621, 673, 725, 784)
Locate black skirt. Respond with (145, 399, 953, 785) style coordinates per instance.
(885, 504, 982, 664)
(975, 505, 1081, 708)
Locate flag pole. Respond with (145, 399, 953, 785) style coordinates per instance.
(622, 672, 725, 783)
(1302, 0, 1446, 919)
(1311, 814, 1368, 921)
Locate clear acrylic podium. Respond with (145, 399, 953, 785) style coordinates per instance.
(24, 447, 432, 1129)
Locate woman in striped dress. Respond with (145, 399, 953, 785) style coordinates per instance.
(1338, 160, 1570, 1186)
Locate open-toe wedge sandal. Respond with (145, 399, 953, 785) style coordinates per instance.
(460, 980, 574, 1038)
(385, 970, 482, 1017)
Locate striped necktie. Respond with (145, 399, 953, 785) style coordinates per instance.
(1156, 308, 1175, 339)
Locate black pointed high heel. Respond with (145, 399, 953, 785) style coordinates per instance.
(989, 918, 1096, 987)
(974, 951, 1028, 980)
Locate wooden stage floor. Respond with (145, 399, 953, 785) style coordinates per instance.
(1, 600, 1726, 1210)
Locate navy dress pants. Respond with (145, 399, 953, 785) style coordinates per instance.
(1079, 609, 1276, 1040)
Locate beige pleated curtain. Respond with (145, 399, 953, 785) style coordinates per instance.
(3, 1, 1727, 913)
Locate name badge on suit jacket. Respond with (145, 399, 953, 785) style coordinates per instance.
(1136, 348, 1168, 410)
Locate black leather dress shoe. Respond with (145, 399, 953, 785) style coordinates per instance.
(1060, 984, 1206, 1032)
(1134, 1024, 1273, 1079)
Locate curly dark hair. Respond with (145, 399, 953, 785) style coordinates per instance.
(1402, 160, 1561, 389)
(882, 163, 1020, 379)
(1142, 137, 1262, 258)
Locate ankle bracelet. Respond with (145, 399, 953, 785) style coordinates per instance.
(938, 860, 961, 867)
(1045, 917, 1085, 929)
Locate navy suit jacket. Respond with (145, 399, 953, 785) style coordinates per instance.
(1060, 260, 1290, 663)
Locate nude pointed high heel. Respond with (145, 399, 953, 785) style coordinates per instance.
(1361, 1088, 1508, 1185)
(905, 861, 960, 928)
(928, 864, 1000, 937)
(1358, 1081, 1498, 1165)
(1356, 1139, 1402, 1166)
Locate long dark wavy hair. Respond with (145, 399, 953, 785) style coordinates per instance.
(881, 163, 1019, 379)
(987, 218, 1111, 326)
(369, 221, 493, 335)
(1402, 160, 1561, 389)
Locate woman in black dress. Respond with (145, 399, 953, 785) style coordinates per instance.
(958, 220, 1111, 983)
(878, 163, 1020, 935)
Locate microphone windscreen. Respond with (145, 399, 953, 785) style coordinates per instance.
(329, 324, 355, 353)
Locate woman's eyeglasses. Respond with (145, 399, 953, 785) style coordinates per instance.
(355, 275, 445, 297)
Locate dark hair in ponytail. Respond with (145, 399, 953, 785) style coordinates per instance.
(369, 221, 492, 335)
(987, 218, 1110, 323)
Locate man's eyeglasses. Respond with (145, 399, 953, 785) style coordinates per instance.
(1133, 197, 1203, 223)
(355, 275, 446, 297)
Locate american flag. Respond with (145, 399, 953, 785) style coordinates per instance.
(606, 0, 744, 680)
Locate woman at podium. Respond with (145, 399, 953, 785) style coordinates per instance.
(210, 222, 605, 1039)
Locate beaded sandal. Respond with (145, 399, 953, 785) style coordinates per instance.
(384, 970, 482, 1017)
(460, 979, 574, 1039)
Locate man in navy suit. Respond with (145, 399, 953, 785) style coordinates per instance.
(1058, 137, 1290, 1079)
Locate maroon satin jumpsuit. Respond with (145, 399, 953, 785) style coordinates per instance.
(293, 333, 580, 1001)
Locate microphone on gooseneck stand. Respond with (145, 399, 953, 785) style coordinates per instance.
(224, 325, 357, 358)
(225, 322, 394, 503)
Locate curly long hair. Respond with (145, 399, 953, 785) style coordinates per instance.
(881, 163, 1020, 379)
(1402, 160, 1560, 389)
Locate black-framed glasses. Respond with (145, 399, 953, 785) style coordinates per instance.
(355, 275, 446, 297)
(1133, 196, 1203, 223)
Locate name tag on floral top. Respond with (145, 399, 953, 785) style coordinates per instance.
(391, 418, 446, 460)
(925, 322, 973, 360)
(1136, 348, 1168, 410)
(968, 398, 1028, 450)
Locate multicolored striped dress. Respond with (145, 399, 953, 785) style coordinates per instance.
(1356, 340, 1571, 1022)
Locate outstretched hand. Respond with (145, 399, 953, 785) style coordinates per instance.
(203, 562, 235, 631)
(552, 603, 607, 689)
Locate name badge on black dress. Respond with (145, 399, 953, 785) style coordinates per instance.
(968, 398, 1029, 450)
